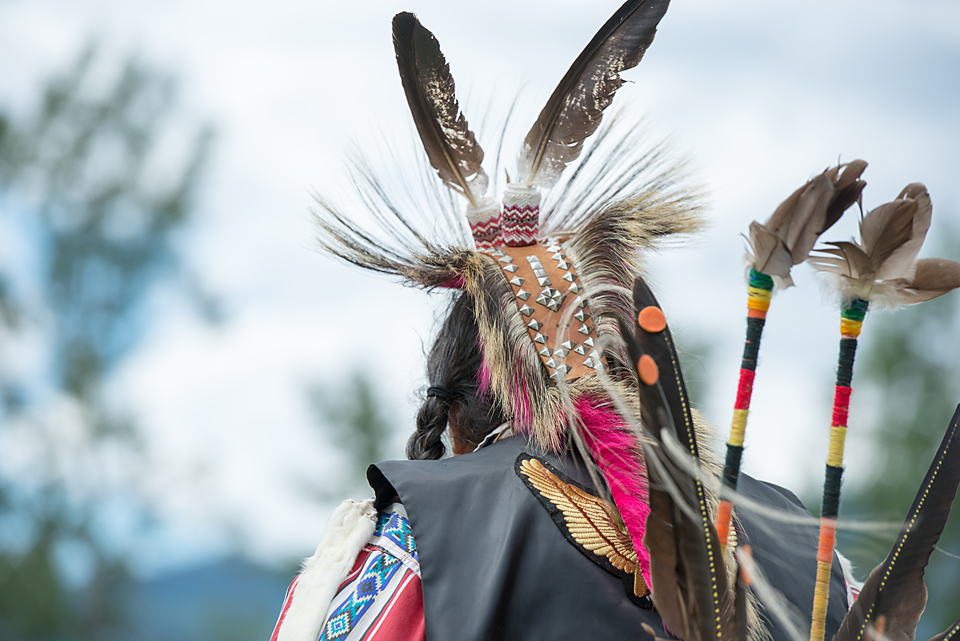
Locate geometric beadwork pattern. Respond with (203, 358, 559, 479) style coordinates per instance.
(492, 239, 601, 382)
(501, 185, 539, 247)
(374, 507, 418, 563)
(320, 548, 404, 639)
(320, 506, 419, 640)
(468, 201, 503, 251)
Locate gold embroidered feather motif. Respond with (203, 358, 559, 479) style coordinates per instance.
(518, 456, 650, 598)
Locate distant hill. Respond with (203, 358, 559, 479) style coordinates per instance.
(125, 557, 296, 641)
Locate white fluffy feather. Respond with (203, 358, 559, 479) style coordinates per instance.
(276, 499, 378, 641)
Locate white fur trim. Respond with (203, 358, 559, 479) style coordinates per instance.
(277, 499, 378, 641)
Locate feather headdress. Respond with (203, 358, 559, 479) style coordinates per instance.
(315, 3, 719, 629)
(315, 2, 700, 452)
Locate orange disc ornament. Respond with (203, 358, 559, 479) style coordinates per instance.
(638, 306, 667, 333)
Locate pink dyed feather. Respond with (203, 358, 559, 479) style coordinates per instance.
(576, 397, 652, 587)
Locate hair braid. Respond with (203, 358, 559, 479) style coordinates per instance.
(406, 292, 507, 460)
(407, 397, 450, 460)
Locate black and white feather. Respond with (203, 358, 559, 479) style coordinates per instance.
(516, 0, 670, 189)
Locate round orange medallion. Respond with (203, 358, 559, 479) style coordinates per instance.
(638, 306, 666, 333)
(638, 354, 659, 385)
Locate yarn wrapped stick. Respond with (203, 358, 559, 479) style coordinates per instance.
(806, 184, 960, 641)
(716, 161, 867, 549)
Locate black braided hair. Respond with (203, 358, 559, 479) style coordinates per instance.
(406, 292, 508, 460)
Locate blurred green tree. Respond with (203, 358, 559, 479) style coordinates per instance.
(0, 46, 212, 639)
(306, 371, 397, 499)
(837, 230, 960, 639)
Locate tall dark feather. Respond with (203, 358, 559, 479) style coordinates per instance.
(833, 405, 960, 641)
(924, 617, 960, 641)
(619, 277, 738, 641)
(517, 0, 670, 188)
(393, 12, 487, 206)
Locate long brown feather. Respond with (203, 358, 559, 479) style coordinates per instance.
(517, 0, 670, 188)
(393, 12, 487, 206)
(620, 278, 737, 641)
(832, 405, 960, 641)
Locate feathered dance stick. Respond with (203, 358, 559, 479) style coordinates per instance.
(392, 12, 499, 249)
(619, 278, 744, 641)
(833, 405, 960, 641)
(806, 184, 960, 641)
(505, 0, 669, 246)
(715, 162, 867, 549)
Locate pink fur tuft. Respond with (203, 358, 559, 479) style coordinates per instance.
(576, 397, 652, 587)
(436, 275, 465, 289)
(477, 350, 493, 397)
(513, 371, 534, 428)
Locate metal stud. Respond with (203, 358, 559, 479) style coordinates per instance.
(533, 333, 547, 344)
(516, 289, 531, 301)
(539, 346, 553, 357)
(584, 337, 595, 348)
(573, 345, 587, 355)
(554, 363, 570, 375)
(503, 264, 519, 273)
(526, 256, 542, 265)
(578, 324, 592, 336)
(563, 272, 575, 282)
(492, 249, 505, 257)
(546, 244, 561, 253)
(527, 319, 543, 331)
(510, 276, 524, 287)
(553, 348, 568, 359)
(567, 282, 580, 294)
(550, 371, 565, 382)
(536, 287, 565, 311)
(519, 304, 534, 317)
(551, 252, 564, 261)
(556, 260, 570, 270)
(498, 254, 513, 264)
(561, 340, 577, 350)
(545, 358, 558, 368)
(537, 276, 551, 287)
(574, 309, 589, 322)
(583, 357, 596, 368)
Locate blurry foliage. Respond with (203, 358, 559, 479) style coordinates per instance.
(836, 228, 960, 638)
(0, 45, 212, 639)
(676, 332, 715, 411)
(306, 372, 396, 499)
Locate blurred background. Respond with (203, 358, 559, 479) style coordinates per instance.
(0, 0, 958, 638)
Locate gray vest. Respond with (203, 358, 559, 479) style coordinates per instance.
(368, 436, 848, 641)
